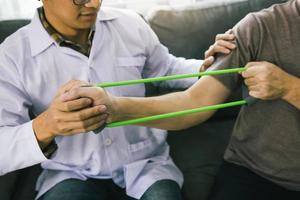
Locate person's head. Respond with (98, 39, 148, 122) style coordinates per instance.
(41, 0, 102, 33)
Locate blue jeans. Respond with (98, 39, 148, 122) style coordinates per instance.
(39, 179, 182, 200)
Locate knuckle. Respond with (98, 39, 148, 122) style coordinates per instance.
(53, 116, 62, 124)
(57, 124, 69, 133)
(65, 103, 72, 111)
(75, 112, 83, 120)
(79, 121, 87, 129)
(78, 113, 85, 120)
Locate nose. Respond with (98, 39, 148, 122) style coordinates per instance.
(84, 0, 101, 8)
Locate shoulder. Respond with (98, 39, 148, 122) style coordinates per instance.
(0, 26, 29, 52)
(235, 1, 295, 33)
(99, 7, 146, 25)
(0, 25, 31, 70)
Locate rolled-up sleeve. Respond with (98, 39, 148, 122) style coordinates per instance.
(0, 48, 47, 176)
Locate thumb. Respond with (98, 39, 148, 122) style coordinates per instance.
(201, 56, 215, 72)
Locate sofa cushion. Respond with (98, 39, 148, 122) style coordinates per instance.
(168, 119, 235, 200)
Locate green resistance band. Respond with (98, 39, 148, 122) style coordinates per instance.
(96, 68, 246, 88)
(106, 100, 246, 128)
(93, 67, 247, 128)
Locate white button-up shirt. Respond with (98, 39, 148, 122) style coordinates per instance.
(0, 7, 202, 199)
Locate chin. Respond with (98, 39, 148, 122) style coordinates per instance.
(77, 21, 96, 29)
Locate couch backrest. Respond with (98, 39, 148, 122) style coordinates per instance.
(0, 19, 30, 44)
(146, 0, 287, 59)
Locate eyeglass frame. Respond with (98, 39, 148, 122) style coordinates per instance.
(38, 0, 92, 6)
(73, 0, 92, 6)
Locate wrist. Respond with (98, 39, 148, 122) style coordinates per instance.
(32, 112, 56, 149)
(109, 96, 124, 122)
(282, 74, 299, 102)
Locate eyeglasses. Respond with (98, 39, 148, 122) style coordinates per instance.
(38, 0, 92, 6)
(73, 0, 91, 5)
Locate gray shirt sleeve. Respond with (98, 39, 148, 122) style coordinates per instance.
(208, 13, 262, 92)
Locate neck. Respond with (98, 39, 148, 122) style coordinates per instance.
(44, 10, 90, 45)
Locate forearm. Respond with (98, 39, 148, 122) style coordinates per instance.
(112, 76, 230, 130)
(282, 74, 300, 109)
(114, 92, 202, 130)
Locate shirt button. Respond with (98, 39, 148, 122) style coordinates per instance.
(105, 138, 112, 146)
(89, 61, 94, 67)
(112, 172, 118, 177)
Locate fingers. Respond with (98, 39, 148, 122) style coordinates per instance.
(244, 77, 257, 87)
(216, 40, 236, 50)
(57, 97, 93, 112)
(73, 120, 107, 135)
(204, 46, 214, 59)
(62, 105, 107, 122)
(53, 105, 108, 135)
(249, 90, 266, 99)
(216, 32, 235, 41)
(60, 87, 105, 102)
(247, 84, 260, 92)
(67, 114, 108, 130)
(205, 44, 229, 58)
(58, 119, 107, 136)
(204, 40, 236, 58)
(225, 29, 233, 34)
(201, 56, 215, 72)
(57, 80, 86, 95)
(242, 62, 262, 78)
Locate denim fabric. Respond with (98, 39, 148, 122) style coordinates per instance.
(40, 179, 181, 200)
(140, 180, 182, 200)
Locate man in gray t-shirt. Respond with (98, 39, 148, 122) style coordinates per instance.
(206, 0, 300, 199)
(59, 1, 300, 199)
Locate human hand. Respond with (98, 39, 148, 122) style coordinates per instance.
(60, 86, 117, 123)
(201, 30, 236, 72)
(242, 61, 291, 100)
(33, 80, 108, 147)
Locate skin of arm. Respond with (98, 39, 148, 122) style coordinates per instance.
(62, 76, 231, 130)
(115, 76, 231, 130)
(33, 80, 108, 149)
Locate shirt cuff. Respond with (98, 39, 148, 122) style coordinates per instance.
(25, 120, 49, 162)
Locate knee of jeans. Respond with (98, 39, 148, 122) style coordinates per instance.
(140, 180, 182, 200)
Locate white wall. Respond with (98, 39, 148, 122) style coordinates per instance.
(0, 0, 200, 20)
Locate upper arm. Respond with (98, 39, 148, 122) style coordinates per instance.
(206, 13, 262, 91)
(138, 17, 202, 88)
(176, 14, 262, 127)
(0, 48, 32, 126)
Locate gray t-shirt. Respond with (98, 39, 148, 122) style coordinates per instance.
(211, 0, 300, 190)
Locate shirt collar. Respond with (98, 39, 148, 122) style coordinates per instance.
(98, 7, 120, 21)
(27, 7, 119, 57)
